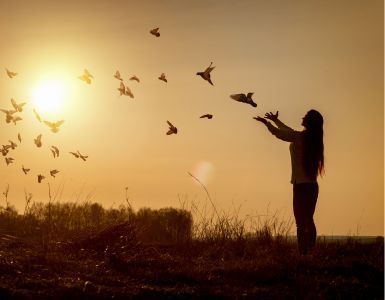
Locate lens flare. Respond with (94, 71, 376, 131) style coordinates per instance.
(31, 80, 67, 114)
(190, 160, 214, 185)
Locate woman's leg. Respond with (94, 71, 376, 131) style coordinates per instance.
(293, 184, 307, 254)
(306, 183, 319, 250)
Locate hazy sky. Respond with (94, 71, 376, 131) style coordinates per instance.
(0, 0, 383, 235)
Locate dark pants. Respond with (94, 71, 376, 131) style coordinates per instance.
(293, 183, 319, 255)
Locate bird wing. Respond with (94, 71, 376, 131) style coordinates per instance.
(33, 109, 42, 122)
(54, 120, 65, 127)
(44, 120, 54, 128)
(167, 120, 173, 127)
(11, 98, 17, 110)
(247, 92, 254, 98)
(230, 94, 242, 101)
(85, 69, 93, 78)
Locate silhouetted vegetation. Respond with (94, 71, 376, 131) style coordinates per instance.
(0, 201, 383, 299)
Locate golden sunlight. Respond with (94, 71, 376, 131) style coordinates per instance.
(31, 80, 68, 114)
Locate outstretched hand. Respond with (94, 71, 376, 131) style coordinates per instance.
(265, 111, 279, 121)
(253, 116, 268, 125)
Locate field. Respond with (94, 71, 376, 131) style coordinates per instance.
(0, 201, 383, 299)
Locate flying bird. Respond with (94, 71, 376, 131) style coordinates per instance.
(18, 133, 21, 143)
(196, 62, 215, 85)
(129, 75, 140, 83)
(5, 157, 14, 165)
(11, 116, 22, 125)
(33, 108, 42, 122)
(77, 151, 88, 161)
(1, 145, 11, 156)
(150, 27, 160, 37)
(114, 71, 123, 81)
(158, 73, 167, 83)
(166, 121, 177, 135)
(118, 82, 126, 96)
(6, 68, 17, 78)
(8, 140, 17, 150)
(50, 169, 59, 178)
(44, 120, 64, 133)
(200, 114, 213, 119)
(51, 146, 59, 158)
(79, 69, 93, 84)
(124, 86, 134, 98)
(230, 93, 257, 107)
(34, 134, 42, 148)
(0, 109, 17, 123)
(11, 98, 26, 112)
(37, 174, 45, 183)
(22, 165, 30, 175)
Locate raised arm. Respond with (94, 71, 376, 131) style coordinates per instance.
(265, 111, 294, 131)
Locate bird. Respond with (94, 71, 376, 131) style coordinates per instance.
(17, 133, 21, 143)
(50, 169, 59, 177)
(114, 71, 123, 81)
(51, 146, 59, 158)
(200, 114, 213, 119)
(118, 82, 126, 96)
(230, 93, 257, 107)
(34, 134, 42, 148)
(37, 174, 45, 183)
(8, 140, 17, 150)
(44, 120, 64, 133)
(5, 68, 17, 78)
(11, 116, 22, 125)
(124, 86, 134, 98)
(0, 109, 17, 123)
(196, 62, 215, 85)
(77, 151, 88, 161)
(5, 157, 14, 165)
(158, 73, 167, 83)
(33, 108, 42, 122)
(22, 165, 30, 175)
(11, 98, 26, 112)
(150, 27, 160, 37)
(79, 69, 93, 84)
(1, 145, 11, 156)
(166, 121, 177, 135)
(129, 75, 140, 83)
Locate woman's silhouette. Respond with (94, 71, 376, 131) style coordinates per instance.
(255, 110, 324, 255)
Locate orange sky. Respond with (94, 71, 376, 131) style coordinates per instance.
(0, 0, 383, 235)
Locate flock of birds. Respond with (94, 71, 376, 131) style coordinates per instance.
(2, 27, 258, 184)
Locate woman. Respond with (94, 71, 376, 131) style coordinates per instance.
(255, 110, 324, 255)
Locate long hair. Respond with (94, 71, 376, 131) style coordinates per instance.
(302, 110, 324, 178)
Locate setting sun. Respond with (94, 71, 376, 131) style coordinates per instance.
(31, 80, 68, 114)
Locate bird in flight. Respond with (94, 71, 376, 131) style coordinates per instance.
(37, 174, 45, 183)
(51, 146, 59, 158)
(230, 93, 257, 107)
(158, 73, 167, 83)
(5, 157, 14, 165)
(22, 165, 30, 175)
(79, 69, 93, 84)
(18, 133, 21, 143)
(70, 150, 88, 161)
(130, 75, 140, 83)
(5, 68, 17, 78)
(118, 82, 126, 96)
(166, 121, 177, 135)
(11, 98, 26, 112)
(8, 140, 17, 150)
(44, 120, 64, 133)
(34, 134, 42, 148)
(33, 108, 42, 122)
(196, 62, 215, 85)
(200, 114, 213, 119)
(50, 169, 59, 178)
(11, 115, 22, 125)
(114, 71, 123, 81)
(0, 109, 17, 124)
(1, 145, 11, 156)
(124, 86, 134, 98)
(150, 27, 160, 37)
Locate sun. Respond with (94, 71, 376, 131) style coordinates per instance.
(31, 80, 68, 115)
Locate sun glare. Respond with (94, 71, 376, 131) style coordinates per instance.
(31, 80, 68, 114)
